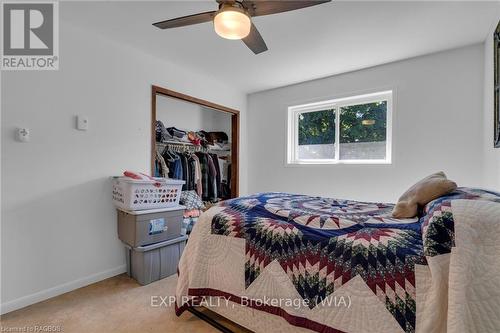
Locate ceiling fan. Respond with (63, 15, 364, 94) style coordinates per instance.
(153, 0, 331, 55)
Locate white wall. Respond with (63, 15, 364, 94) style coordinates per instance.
(156, 95, 232, 136)
(483, 20, 500, 191)
(247, 44, 485, 203)
(0, 18, 247, 313)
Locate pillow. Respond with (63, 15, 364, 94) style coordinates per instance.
(179, 190, 205, 210)
(392, 171, 457, 218)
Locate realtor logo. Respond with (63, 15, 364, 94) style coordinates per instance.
(1, 1, 59, 70)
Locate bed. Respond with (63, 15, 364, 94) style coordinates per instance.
(175, 188, 500, 333)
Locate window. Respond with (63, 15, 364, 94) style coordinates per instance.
(287, 91, 392, 164)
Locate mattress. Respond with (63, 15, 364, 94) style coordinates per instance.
(175, 188, 500, 333)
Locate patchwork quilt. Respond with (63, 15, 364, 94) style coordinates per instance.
(176, 188, 500, 333)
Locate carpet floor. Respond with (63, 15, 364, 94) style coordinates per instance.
(1, 274, 247, 333)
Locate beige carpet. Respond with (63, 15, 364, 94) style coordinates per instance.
(1, 274, 249, 333)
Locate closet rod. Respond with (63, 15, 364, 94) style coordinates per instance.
(156, 141, 231, 154)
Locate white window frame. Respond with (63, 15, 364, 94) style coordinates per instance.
(287, 90, 393, 165)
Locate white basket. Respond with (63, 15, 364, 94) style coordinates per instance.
(112, 177, 185, 211)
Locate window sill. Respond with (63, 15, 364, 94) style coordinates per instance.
(286, 159, 392, 166)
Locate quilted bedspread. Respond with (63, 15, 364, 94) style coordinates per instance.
(175, 188, 500, 333)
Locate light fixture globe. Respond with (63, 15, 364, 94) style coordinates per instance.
(214, 5, 251, 40)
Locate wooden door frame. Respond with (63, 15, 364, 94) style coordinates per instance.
(151, 85, 240, 197)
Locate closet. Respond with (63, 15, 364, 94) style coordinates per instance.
(151, 86, 239, 201)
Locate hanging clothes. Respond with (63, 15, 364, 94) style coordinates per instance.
(191, 154, 202, 197)
(155, 151, 168, 178)
(206, 154, 218, 200)
(163, 150, 183, 180)
(156, 129, 231, 202)
(187, 156, 196, 191)
(218, 157, 227, 182)
(196, 152, 210, 201)
(179, 153, 189, 190)
(210, 153, 222, 198)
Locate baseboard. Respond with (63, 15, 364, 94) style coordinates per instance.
(0, 264, 127, 315)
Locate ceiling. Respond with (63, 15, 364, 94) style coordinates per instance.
(63, 1, 500, 93)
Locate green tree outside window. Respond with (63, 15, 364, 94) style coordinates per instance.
(298, 102, 386, 145)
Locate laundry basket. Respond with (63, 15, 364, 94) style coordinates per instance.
(112, 177, 185, 211)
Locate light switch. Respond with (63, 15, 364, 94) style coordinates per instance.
(76, 116, 89, 131)
(16, 128, 30, 142)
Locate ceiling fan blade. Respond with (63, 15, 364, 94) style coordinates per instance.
(153, 11, 216, 29)
(243, 0, 331, 17)
(242, 23, 268, 54)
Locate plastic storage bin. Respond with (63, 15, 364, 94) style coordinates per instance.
(112, 177, 185, 210)
(125, 236, 187, 285)
(117, 206, 185, 247)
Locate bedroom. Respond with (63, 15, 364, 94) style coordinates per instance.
(1, 0, 500, 332)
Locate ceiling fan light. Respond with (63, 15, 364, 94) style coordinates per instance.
(214, 7, 251, 40)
